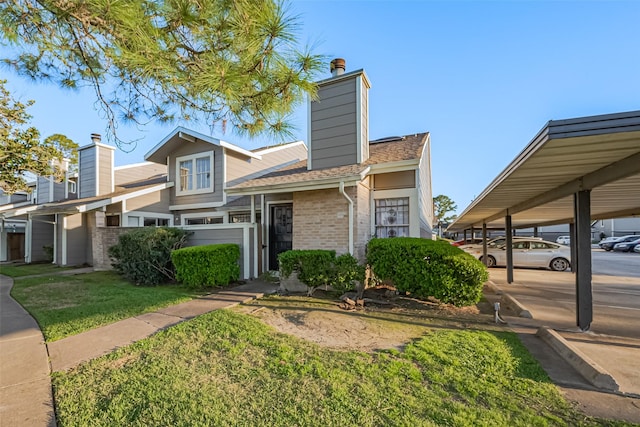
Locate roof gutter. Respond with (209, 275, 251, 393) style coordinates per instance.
(339, 181, 354, 255)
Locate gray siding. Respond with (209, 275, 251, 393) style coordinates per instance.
(79, 148, 96, 198)
(126, 188, 171, 212)
(373, 171, 416, 190)
(53, 181, 66, 201)
(65, 213, 87, 266)
(37, 177, 51, 203)
(30, 217, 54, 262)
(310, 78, 358, 169)
(115, 163, 167, 186)
(169, 141, 224, 207)
(98, 147, 113, 195)
(226, 143, 307, 187)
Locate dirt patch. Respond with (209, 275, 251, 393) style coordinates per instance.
(235, 286, 498, 352)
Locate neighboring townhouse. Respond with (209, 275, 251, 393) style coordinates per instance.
(226, 60, 434, 271)
(0, 130, 308, 280)
(1, 59, 435, 281)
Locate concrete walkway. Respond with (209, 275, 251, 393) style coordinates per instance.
(486, 269, 640, 424)
(0, 274, 56, 427)
(0, 271, 278, 427)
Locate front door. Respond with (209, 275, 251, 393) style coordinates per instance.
(7, 233, 25, 261)
(269, 205, 293, 270)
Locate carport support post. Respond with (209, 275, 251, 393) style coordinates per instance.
(505, 214, 513, 284)
(574, 190, 593, 331)
(482, 223, 488, 267)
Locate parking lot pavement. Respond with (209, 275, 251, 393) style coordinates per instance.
(488, 268, 640, 396)
(486, 267, 640, 423)
(592, 248, 640, 278)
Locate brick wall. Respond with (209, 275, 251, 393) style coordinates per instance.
(293, 188, 351, 254)
(91, 227, 135, 270)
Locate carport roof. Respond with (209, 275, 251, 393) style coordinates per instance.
(447, 110, 640, 232)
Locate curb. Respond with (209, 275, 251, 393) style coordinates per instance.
(536, 326, 620, 392)
(485, 281, 532, 318)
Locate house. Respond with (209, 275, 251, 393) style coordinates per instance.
(226, 59, 434, 269)
(0, 59, 434, 280)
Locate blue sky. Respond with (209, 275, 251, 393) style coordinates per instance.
(3, 1, 640, 214)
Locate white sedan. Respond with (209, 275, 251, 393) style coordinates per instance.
(465, 239, 572, 271)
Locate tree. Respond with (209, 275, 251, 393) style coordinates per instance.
(433, 194, 458, 224)
(0, 79, 77, 194)
(0, 0, 324, 149)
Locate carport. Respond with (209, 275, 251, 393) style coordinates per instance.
(447, 110, 640, 331)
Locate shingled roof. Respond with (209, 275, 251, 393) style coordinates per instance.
(228, 132, 428, 193)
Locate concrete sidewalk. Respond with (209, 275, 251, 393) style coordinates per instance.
(485, 269, 640, 423)
(0, 271, 278, 427)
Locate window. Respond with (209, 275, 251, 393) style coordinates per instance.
(185, 217, 224, 225)
(375, 198, 409, 238)
(176, 152, 214, 195)
(144, 217, 169, 227)
(68, 181, 77, 194)
(106, 215, 120, 227)
(229, 212, 261, 223)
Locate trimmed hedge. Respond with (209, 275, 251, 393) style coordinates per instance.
(108, 227, 189, 286)
(172, 244, 240, 289)
(366, 237, 488, 306)
(278, 250, 365, 294)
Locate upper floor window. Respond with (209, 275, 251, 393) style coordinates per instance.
(176, 152, 214, 196)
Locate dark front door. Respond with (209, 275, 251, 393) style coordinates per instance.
(269, 205, 293, 270)
(7, 233, 25, 261)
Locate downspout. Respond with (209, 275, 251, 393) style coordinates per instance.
(53, 214, 58, 264)
(339, 182, 354, 255)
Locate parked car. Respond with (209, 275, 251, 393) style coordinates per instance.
(556, 236, 570, 245)
(634, 244, 640, 254)
(612, 237, 640, 252)
(460, 236, 541, 251)
(465, 238, 571, 271)
(600, 235, 640, 251)
(451, 237, 484, 246)
(598, 236, 621, 249)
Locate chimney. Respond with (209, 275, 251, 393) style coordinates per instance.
(330, 58, 346, 77)
(78, 132, 115, 198)
(307, 59, 370, 170)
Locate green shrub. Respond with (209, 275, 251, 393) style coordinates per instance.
(172, 244, 240, 289)
(108, 227, 189, 286)
(278, 250, 364, 295)
(366, 237, 488, 306)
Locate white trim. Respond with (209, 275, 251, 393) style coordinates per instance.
(122, 211, 174, 227)
(78, 141, 116, 152)
(251, 196, 258, 277)
(53, 214, 57, 264)
(48, 175, 54, 202)
(180, 211, 226, 225)
(227, 175, 365, 196)
(145, 126, 261, 163)
(339, 182, 354, 255)
(175, 151, 214, 196)
(261, 195, 266, 272)
(25, 217, 32, 263)
(81, 183, 173, 213)
(307, 93, 313, 170)
(110, 148, 115, 193)
(114, 161, 159, 170)
(255, 140, 307, 156)
(243, 226, 250, 279)
(61, 215, 68, 265)
(220, 140, 261, 160)
(371, 188, 420, 238)
(366, 159, 420, 175)
(169, 201, 225, 211)
(356, 75, 362, 164)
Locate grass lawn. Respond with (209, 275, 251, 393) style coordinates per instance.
(0, 263, 74, 277)
(10, 271, 202, 341)
(52, 309, 623, 427)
